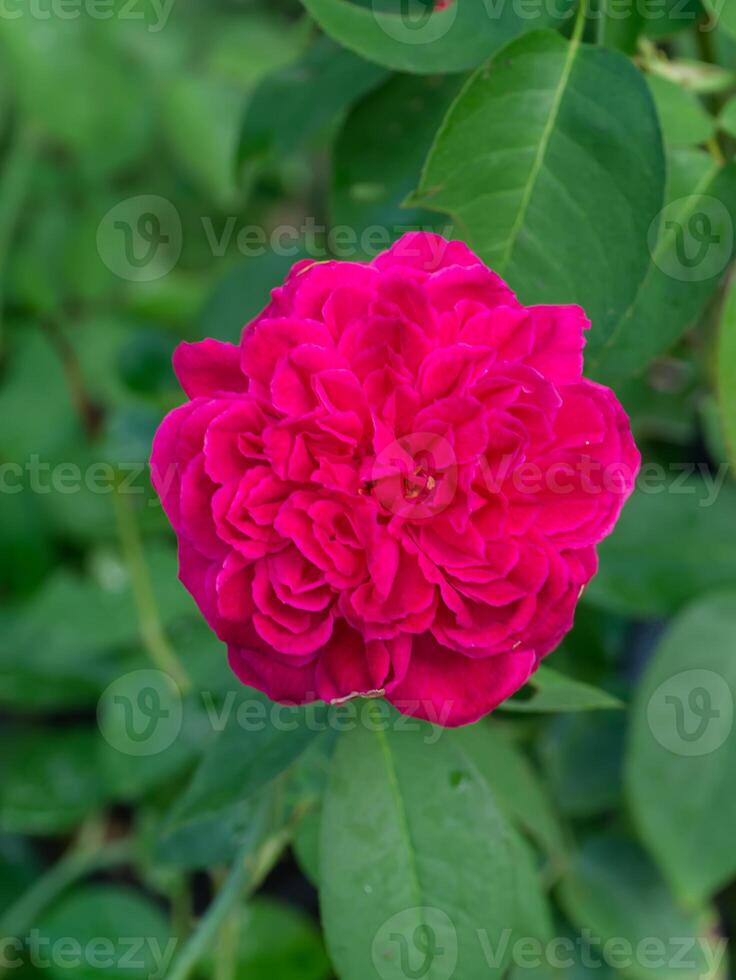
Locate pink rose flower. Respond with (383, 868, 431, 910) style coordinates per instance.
(151, 233, 639, 726)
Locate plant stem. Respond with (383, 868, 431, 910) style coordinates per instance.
(573, 0, 588, 44)
(166, 803, 285, 980)
(112, 484, 192, 694)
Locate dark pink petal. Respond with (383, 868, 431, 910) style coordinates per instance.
(524, 305, 589, 385)
(173, 340, 247, 397)
(228, 644, 318, 705)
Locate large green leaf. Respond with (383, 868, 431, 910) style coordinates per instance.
(300, 0, 574, 74)
(627, 595, 736, 907)
(410, 29, 665, 350)
(320, 708, 515, 980)
(586, 476, 736, 617)
(559, 834, 725, 980)
(589, 157, 736, 381)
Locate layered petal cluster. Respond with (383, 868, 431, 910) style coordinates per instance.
(151, 233, 639, 726)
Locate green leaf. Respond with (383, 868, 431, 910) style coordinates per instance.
(37, 884, 174, 980)
(589, 155, 736, 381)
(410, 30, 665, 350)
(500, 666, 623, 713)
(161, 691, 325, 840)
(331, 73, 462, 240)
(202, 898, 331, 980)
(300, 0, 574, 74)
(238, 36, 387, 167)
(156, 788, 273, 869)
(626, 594, 736, 906)
(450, 722, 564, 859)
(559, 834, 725, 980)
(320, 706, 515, 980)
(717, 266, 736, 473)
(0, 728, 110, 835)
(646, 75, 715, 147)
(586, 476, 736, 617)
(540, 712, 625, 817)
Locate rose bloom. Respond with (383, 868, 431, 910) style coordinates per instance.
(151, 233, 639, 726)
